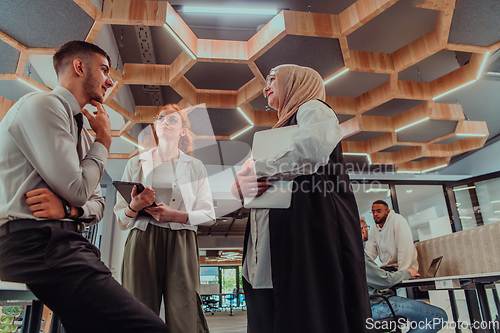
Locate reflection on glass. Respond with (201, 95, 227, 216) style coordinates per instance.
(395, 185, 450, 241)
(353, 183, 392, 230)
(475, 177, 500, 226)
(453, 185, 481, 230)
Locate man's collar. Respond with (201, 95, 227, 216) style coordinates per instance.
(52, 86, 82, 116)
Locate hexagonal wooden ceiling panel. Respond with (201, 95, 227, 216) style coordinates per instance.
(0, 0, 495, 173)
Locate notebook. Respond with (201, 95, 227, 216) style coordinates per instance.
(243, 125, 298, 209)
(112, 181, 157, 218)
(425, 256, 443, 278)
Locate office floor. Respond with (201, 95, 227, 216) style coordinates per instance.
(205, 309, 247, 333)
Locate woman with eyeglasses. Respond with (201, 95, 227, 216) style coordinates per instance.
(114, 104, 215, 333)
(231, 65, 370, 333)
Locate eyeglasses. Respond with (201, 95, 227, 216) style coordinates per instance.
(361, 226, 370, 231)
(371, 209, 384, 214)
(155, 115, 180, 125)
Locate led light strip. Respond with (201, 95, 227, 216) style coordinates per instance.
(422, 164, 447, 173)
(476, 51, 490, 80)
(230, 125, 253, 140)
(343, 152, 372, 165)
(237, 107, 254, 126)
(163, 24, 196, 59)
(395, 117, 429, 132)
(183, 6, 278, 15)
(323, 69, 349, 85)
(17, 78, 43, 92)
(396, 170, 421, 174)
(120, 135, 144, 149)
(456, 133, 487, 137)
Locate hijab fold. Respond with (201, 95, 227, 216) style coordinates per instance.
(271, 64, 326, 128)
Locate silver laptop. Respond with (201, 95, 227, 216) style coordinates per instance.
(244, 125, 298, 209)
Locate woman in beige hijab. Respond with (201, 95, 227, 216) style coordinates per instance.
(232, 65, 370, 333)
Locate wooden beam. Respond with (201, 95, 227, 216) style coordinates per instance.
(15, 52, 29, 76)
(340, 116, 361, 138)
(445, 43, 492, 53)
(283, 11, 341, 38)
(396, 80, 433, 100)
(0, 31, 25, 51)
(169, 51, 196, 85)
(325, 96, 357, 115)
(416, 0, 455, 11)
(392, 103, 429, 131)
(356, 81, 392, 113)
(0, 96, 15, 121)
(247, 62, 266, 86)
(118, 120, 136, 136)
(360, 115, 394, 132)
(341, 141, 367, 154)
(72, 0, 101, 20)
(429, 53, 483, 99)
(85, 21, 104, 44)
(237, 78, 262, 106)
(349, 50, 394, 74)
(122, 63, 170, 85)
(338, 36, 351, 68)
(339, 0, 398, 35)
(104, 99, 134, 121)
(101, 0, 167, 25)
(196, 89, 238, 109)
(197, 39, 248, 62)
(134, 106, 161, 123)
(24, 47, 57, 55)
(236, 103, 255, 125)
(108, 153, 132, 159)
(165, 2, 198, 56)
(366, 133, 395, 153)
(247, 11, 287, 61)
(455, 120, 489, 136)
(395, 157, 450, 173)
(171, 76, 197, 106)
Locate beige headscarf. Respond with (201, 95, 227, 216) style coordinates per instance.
(270, 64, 326, 128)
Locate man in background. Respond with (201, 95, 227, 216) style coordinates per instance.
(361, 218, 447, 332)
(365, 200, 418, 271)
(0, 40, 168, 332)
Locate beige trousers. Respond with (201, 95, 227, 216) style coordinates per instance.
(122, 224, 209, 333)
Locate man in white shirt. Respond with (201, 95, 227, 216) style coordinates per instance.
(0, 41, 168, 332)
(365, 200, 418, 271)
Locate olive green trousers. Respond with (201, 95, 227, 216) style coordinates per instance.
(122, 224, 209, 333)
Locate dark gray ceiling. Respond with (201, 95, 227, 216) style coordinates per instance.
(398, 50, 463, 82)
(255, 35, 344, 79)
(344, 131, 387, 142)
(325, 71, 389, 98)
(0, 41, 20, 74)
(185, 62, 255, 90)
(346, 0, 437, 53)
(397, 120, 458, 143)
(448, 0, 500, 46)
(380, 145, 412, 153)
(0, 0, 93, 48)
(363, 99, 423, 117)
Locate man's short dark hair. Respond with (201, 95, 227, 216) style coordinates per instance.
(53, 40, 111, 77)
(372, 200, 389, 208)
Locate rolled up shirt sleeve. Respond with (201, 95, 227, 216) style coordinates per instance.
(254, 100, 343, 180)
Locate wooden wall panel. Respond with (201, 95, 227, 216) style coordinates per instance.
(339, 0, 398, 35)
(123, 63, 170, 85)
(101, 0, 167, 25)
(197, 40, 248, 62)
(349, 50, 394, 73)
(247, 12, 287, 60)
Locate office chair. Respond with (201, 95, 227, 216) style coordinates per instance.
(369, 295, 407, 333)
(202, 296, 219, 315)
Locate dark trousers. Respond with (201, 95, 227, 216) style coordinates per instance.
(242, 278, 274, 333)
(0, 227, 169, 333)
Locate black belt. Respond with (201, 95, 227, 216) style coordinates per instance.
(0, 219, 86, 238)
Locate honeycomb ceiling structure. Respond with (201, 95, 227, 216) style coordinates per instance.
(0, 0, 498, 173)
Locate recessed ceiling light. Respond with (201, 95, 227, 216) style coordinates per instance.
(406, 190, 412, 193)
(163, 24, 196, 59)
(422, 164, 447, 173)
(230, 125, 253, 140)
(433, 79, 476, 100)
(323, 68, 349, 85)
(237, 107, 254, 126)
(120, 135, 143, 149)
(453, 186, 476, 192)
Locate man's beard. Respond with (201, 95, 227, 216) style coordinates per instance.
(375, 216, 387, 225)
(83, 71, 103, 103)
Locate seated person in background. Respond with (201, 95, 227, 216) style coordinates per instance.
(362, 218, 447, 333)
(365, 200, 418, 271)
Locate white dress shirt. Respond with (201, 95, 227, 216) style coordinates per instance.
(0, 86, 107, 226)
(114, 148, 215, 232)
(242, 100, 343, 288)
(365, 210, 419, 271)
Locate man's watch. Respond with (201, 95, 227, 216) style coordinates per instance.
(61, 198, 72, 219)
